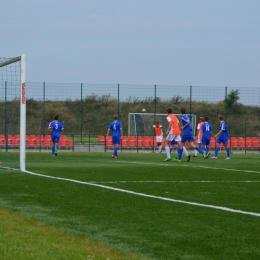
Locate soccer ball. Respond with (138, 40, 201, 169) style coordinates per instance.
(142, 109, 146, 112)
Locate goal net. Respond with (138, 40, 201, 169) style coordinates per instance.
(0, 55, 26, 171)
(128, 113, 197, 136)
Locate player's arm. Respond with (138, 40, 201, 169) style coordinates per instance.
(165, 121, 171, 135)
(48, 123, 53, 133)
(214, 129, 223, 138)
(181, 120, 190, 130)
(120, 128, 123, 138)
(214, 123, 225, 138)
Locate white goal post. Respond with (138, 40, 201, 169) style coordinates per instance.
(0, 55, 26, 171)
(128, 113, 197, 136)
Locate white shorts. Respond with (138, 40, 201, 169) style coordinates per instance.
(156, 135, 163, 143)
(166, 133, 181, 142)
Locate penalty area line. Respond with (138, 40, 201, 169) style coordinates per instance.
(22, 169, 260, 218)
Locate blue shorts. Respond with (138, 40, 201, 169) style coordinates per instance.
(181, 134, 195, 143)
(202, 137, 210, 146)
(170, 140, 177, 145)
(216, 138, 228, 145)
(52, 136, 60, 143)
(112, 136, 121, 145)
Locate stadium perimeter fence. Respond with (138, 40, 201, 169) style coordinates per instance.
(1, 83, 260, 155)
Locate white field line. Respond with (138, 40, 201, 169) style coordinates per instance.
(0, 166, 20, 171)
(115, 160, 260, 174)
(98, 180, 260, 183)
(21, 169, 260, 218)
(194, 165, 260, 174)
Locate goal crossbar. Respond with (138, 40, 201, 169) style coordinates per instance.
(0, 56, 22, 68)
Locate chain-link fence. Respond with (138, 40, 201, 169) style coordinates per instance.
(23, 83, 260, 136)
(1, 82, 260, 153)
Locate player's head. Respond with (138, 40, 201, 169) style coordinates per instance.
(218, 115, 224, 121)
(180, 108, 186, 114)
(156, 122, 159, 125)
(200, 117, 205, 122)
(204, 116, 209, 122)
(54, 115, 59, 120)
(167, 108, 172, 114)
(113, 114, 118, 120)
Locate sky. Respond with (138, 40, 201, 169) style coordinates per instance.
(1, 0, 260, 89)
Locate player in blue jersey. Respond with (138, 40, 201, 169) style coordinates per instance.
(179, 108, 206, 160)
(201, 116, 213, 158)
(106, 114, 123, 159)
(48, 115, 64, 157)
(211, 115, 230, 160)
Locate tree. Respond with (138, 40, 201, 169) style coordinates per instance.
(225, 90, 240, 111)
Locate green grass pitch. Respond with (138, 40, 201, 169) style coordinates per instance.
(0, 151, 260, 259)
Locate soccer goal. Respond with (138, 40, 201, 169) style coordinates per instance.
(0, 55, 26, 171)
(128, 113, 197, 136)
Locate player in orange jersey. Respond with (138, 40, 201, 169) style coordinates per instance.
(164, 107, 182, 161)
(149, 122, 164, 154)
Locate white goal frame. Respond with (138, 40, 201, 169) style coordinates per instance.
(128, 113, 197, 136)
(0, 55, 26, 171)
